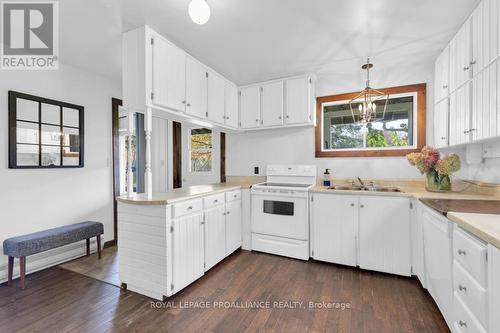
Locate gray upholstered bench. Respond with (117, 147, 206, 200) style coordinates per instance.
(3, 221, 104, 289)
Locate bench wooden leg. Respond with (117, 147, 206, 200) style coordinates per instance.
(86, 238, 90, 256)
(7, 256, 13, 285)
(19, 257, 26, 290)
(96, 235, 102, 259)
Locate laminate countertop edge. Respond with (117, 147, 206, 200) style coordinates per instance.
(447, 212, 500, 249)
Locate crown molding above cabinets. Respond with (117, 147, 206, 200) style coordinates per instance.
(433, 0, 500, 149)
(123, 25, 316, 132)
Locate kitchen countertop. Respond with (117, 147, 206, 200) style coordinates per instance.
(117, 183, 241, 205)
(310, 182, 499, 201)
(447, 212, 500, 249)
(419, 199, 500, 216)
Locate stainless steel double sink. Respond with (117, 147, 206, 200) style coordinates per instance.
(328, 185, 402, 193)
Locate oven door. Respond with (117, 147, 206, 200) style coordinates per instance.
(251, 192, 308, 240)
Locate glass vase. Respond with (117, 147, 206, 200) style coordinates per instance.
(426, 170, 452, 192)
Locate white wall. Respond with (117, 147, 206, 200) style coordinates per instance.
(227, 64, 434, 180)
(442, 139, 500, 184)
(0, 64, 121, 281)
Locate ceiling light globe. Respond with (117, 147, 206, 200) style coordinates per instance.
(189, 0, 211, 25)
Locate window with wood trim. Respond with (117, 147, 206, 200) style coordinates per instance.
(315, 84, 426, 157)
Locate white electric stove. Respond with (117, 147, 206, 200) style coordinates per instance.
(251, 165, 316, 260)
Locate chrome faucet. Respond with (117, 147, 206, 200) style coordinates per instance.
(357, 177, 364, 187)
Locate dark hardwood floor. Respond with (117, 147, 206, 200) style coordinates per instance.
(0, 250, 449, 333)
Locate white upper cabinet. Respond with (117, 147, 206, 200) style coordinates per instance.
(285, 76, 313, 125)
(434, 99, 449, 148)
(185, 56, 208, 119)
(449, 18, 472, 92)
(151, 34, 186, 112)
(434, 46, 450, 103)
(224, 81, 239, 128)
(261, 81, 283, 127)
(207, 69, 226, 125)
(472, 61, 498, 140)
(449, 81, 472, 146)
(239, 86, 261, 129)
(124, 25, 314, 131)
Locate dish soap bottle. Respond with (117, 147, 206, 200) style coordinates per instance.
(323, 169, 331, 187)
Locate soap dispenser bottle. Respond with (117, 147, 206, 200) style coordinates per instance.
(323, 169, 331, 187)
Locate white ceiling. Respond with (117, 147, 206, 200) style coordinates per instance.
(59, 0, 480, 93)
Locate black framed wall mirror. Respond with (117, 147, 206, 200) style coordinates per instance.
(8, 91, 84, 168)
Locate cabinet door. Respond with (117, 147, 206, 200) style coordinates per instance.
(185, 56, 208, 119)
(239, 86, 261, 128)
(261, 81, 283, 127)
(422, 208, 453, 324)
(204, 205, 226, 271)
(225, 200, 242, 255)
(358, 196, 411, 276)
(472, 62, 497, 141)
(450, 82, 472, 146)
(285, 76, 311, 124)
(224, 81, 239, 128)
(311, 194, 358, 266)
(152, 35, 186, 112)
(472, 1, 485, 74)
(434, 99, 449, 148)
(435, 47, 450, 103)
(172, 212, 204, 293)
(207, 69, 225, 125)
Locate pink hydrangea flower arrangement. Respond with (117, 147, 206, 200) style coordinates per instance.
(407, 146, 460, 192)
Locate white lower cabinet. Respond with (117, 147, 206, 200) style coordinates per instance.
(226, 200, 242, 255)
(311, 194, 410, 276)
(422, 205, 453, 327)
(171, 211, 205, 294)
(358, 196, 411, 276)
(203, 204, 227, 271)
(311, 194, 358, 266)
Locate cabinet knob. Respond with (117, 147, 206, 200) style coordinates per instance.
(256, 119, 259, 122)
(458, 249, 466, 256)
(181, 100, 186, 104)
(458, 285, 467, 292)
(286, 115, 290, 118)
(360, 204, 364, 208)
(470, 128, 476, 132)
(187, 103, 191, 107)
(187, 206, 193, 210)
(214, 199, 218, 203)
(226, 211, 230, 215)
(350, 203, 355, 207)
(278, 116, 282, 119)
(441, 137, 446, 140)
(442, 85, 448, 89)
(463, 130, 470, 134)
(459, 320, 467, 327)
(463, 66, 470, 71)
(470, 60, 476, 65)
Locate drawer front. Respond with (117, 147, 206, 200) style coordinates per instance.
(453, 226, 487, 286)
(453, 293, 487, 333)
(203, 193, 225, 209)
(172, 198, 203, 218)
(453, 261, 487, 327)
(225, 189, 241, 202)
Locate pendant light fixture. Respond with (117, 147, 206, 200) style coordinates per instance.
(349, 58, 389, 124)
(188, 0, 211, 25)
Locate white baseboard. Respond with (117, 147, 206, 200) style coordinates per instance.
(0, 238, 100, 284)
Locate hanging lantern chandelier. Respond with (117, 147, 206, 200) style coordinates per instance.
(349, 58, 389, 124)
